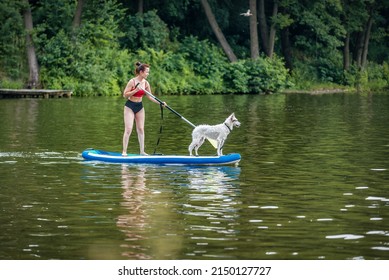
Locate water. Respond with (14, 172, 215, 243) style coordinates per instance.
(0, 93, 388, 260)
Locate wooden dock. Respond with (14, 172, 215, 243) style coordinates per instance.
(0, 89, 73, 98)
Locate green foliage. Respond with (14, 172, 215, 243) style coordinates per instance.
(1, 0, 388, 95)
(290, 64, 317, 90)
(124, 37, 292, 96)
(223, 56, 293, 94)
(316, 54, 344, 83)
(341, 62, 389, 92)
(383, 62, 389, 88)
(355, 69, 369, 92)
(0, 76, 24, 89)
(34, 0, 74, 37)
(0, 1, 26, 80)
(37, 0, 129, 96)
(128, 48, 191, 94)
(244, 56, 292, 94)
(223, 61, 250, 93)
(121, 10, 170, 51)
(179, 36, 228, 94)
(179, 36, 227, 76)
(366, 63, 387, 89)
(273, 13, 294, 29)
(39, 28, 129, 96)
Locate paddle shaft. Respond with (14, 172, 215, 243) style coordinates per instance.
(138, 86, 219, 149)
(141, 87, 196, 128)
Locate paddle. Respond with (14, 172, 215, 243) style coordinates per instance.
(139, 86, 218, 149)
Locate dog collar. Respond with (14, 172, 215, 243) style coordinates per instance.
(224, 122, 232, 132)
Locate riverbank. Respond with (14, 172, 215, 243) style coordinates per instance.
(282, 88, 353, 95)
(0, 89, 73, 98)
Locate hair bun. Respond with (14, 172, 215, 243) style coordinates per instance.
(135, 61, 142, 67)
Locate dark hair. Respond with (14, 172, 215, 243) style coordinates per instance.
(135, 61, 150, 75)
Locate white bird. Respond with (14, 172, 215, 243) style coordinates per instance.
(240, 9, 252, 17)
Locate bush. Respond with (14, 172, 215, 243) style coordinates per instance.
(244, 56, 292, 93)
(128, 36, 232, 95)
(0, 76, 24, 89)
(0, 1, 26, 80)
(383, 62, 389, 88)
(179, 36, 228, 94)
(121, 10, 170, 51)
(316, 55, 343, 83)
(223, 61, 250, 93)
(341, 62, 388, 92)
(367, 62, 388, 90)
(38, 21, 131, 96)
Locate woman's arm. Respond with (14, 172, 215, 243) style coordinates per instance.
(144, 82, 167, 106)
(123, 79, 139, 98)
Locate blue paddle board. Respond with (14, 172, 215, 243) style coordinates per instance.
(82, 149, 241, 166)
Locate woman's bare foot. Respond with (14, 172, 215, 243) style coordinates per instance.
(122, 152, 127, 156)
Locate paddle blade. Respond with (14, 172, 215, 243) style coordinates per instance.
(207, 138, 218, 148)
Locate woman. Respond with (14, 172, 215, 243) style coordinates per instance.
(122, 62, 165, 156)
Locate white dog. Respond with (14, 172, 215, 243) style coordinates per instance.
(189, 113, 241, 156)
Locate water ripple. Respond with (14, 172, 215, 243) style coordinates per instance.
(326, 234, 365, 240)
(371, 247, 389, 251)
(366, 196, 389, 202)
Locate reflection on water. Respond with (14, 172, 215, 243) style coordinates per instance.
(118, 165, 149, 259)
(115, 165, 241, 259)
(183, 166, 241, 259)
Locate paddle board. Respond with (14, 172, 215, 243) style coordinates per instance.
(81, 149, 241, 166)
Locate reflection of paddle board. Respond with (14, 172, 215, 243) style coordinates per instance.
(82, 149, 241, 166)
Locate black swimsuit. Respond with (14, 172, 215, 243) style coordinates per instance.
(125, 100, 143, 114)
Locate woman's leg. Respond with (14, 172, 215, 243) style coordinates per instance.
(122, 106, 135, 155)
(134, 108, 147, 155)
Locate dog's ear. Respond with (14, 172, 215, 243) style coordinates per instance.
(230, 113, 235, 119)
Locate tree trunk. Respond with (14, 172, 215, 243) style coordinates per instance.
(258, 0, 268, 55)
(23, 0, 40, 89)
(200, 0, 237, 62)
(281, 27, 293, 70)
(354, 31, 364, 68)
(138, 0, 144, 14)
(249, 0, 259, 59)
(343, 31, 350, 70)
(72, 0, 84, 29)
(267, 1, 278, 58)
(361, 14, 373, 69)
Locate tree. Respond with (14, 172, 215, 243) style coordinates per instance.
(249, 0, 259, 59)
(341, 0, 365, 70)
(137, 0, 144, 14)
(281, 27, 293, 70)
(258, 0, 268, 54)
(342, 0, 380, 70)
(200, 0, 237, 62)
(277, 0, 297, 70)
(2, 0, 389, 92)
(343, 31, 350, 70)
(360, 5, 374, 69)
(23, 0, 40, 88)
(267, 1, 279, 58)
(258, 0, 279, 57)
(72, 0, 85, 29)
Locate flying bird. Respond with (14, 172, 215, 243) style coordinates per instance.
(240, 9, 252, 17)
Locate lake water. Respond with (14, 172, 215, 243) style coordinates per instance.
(0, 92, 388, 260)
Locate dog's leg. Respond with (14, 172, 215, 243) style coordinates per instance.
(188, 140, 196, 156)
(217, 139, 225, 156)
(189, 128, 200, 156)
(194, 137, 205, 156)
